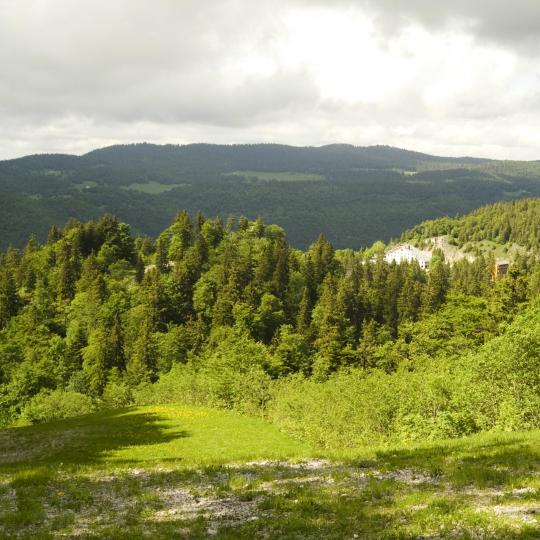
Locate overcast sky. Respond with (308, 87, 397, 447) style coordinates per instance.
(1, 0, 540, 160)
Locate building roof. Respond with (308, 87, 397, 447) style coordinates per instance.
(384, 244, 432, 264)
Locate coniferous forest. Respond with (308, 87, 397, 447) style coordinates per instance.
(4, 143, 540, 251)
(2, 201, 540, 448)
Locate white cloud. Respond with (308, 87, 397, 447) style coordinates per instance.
(1, 0, 540, 159)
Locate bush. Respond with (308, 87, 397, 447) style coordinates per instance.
(134, 360, 272, 416)
(137, 327, 274, 414)
(133, 363, 205, 406)
(268, 370, 401, 448)
(20, 389, 95, 424)
(102, 380, 133, 409)
(457, 301, 540, 431)
(268, 363, 479, 448)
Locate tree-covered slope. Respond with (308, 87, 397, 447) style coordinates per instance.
(402, 198, 540, 250)
(1, 203, 539, 431)
(2, 197, 540, 537)
(1, 143, 540, 250)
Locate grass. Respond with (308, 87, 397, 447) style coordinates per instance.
(1, 405, 540, 538)
(465, 239, 526, 259)
(0, 405, 311, 472)
(73, 180, 98, 191)
(121, 181, 187, 194)
(225, 171, 326, 182)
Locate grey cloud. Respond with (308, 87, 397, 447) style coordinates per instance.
(1, 0, 540, 159)
(306, 0, 540, 53)
(0, 0, 316, 126)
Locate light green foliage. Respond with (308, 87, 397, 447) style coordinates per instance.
(269, 371, 398, 447)
(101, 369, 133, 409)
(19, 389, 95, 424)
(135, 329, 274, 415)
(194, 328, 274, 413)
(460, 300, 540, 431)
(269, 299, 540, 447)
(0, 204, 539, 459)
(404, 198, 540, 250)
(272, 324, 310, 375)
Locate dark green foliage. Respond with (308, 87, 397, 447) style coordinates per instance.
(3, 143, 540, 251)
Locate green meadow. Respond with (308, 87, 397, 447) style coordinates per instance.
(225, 170, 326, 182)
(1, 404, 539, 539)
(121, 181, 187, 194)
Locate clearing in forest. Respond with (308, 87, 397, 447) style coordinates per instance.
(1, 405, 540, 539)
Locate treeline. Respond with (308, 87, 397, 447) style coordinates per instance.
(403, 198, 540, 250)
(1, 211, 540, 442)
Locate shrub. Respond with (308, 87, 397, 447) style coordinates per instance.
(20, 389, 95, 424)
(268, 370, 401, 448)
(102, 380, 133, 409)
(133, 363, 205, 407)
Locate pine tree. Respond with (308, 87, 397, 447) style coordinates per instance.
(312, 274, 350, 377)
(154, 235, 169, 273)
(397, 261, 424, 323)
(0, 268, 19, 329)
(421, 256, 449, 315)
(127, 318, 157, 385)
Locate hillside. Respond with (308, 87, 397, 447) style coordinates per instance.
(2, 203, 540, 536)
(1, 404, 540, 539)
(1, 202, 539, 430)
(400, 198, 540, 263)
(2, 143, 540, 250)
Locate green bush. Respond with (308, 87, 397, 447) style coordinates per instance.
(102, 380, 134, 409)
(457, 301, 540, 432)
(268, 370, 401, 448)
(134, 357, 272, 416)
(20, 389, 95, 424)
(133, 364, 205, 407)
(268, 362, 479, 448)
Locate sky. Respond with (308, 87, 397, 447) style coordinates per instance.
(1, 0, 540, 160)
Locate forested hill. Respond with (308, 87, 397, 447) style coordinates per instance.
(1, 142, 540, 250)
(1, 143, 484, 182)
(1, 207, 540, 438)
(402, 198, 540, 250)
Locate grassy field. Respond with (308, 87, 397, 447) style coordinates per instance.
(1, 405, 540, 538)
(121, 181, 187, 194)
(73, 181, 99, 191)
(225, 171, 325, 182)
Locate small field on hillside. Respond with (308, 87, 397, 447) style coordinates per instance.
(225, 171, 325, 182)
(121, 181, 188, 193)
(1, 405, 540, 539)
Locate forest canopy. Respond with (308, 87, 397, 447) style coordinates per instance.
(2, 200, 540, 446)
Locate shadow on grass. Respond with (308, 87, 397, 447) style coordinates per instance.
(0, 407, 188, 473)
(1, 425, 540, 539)
(365, 432, 540, 488)
(3, 459, 540, 540)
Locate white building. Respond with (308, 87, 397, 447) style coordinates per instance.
(384, 244, 432, 270)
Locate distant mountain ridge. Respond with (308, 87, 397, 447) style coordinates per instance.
(0, 142, 539, 250)
(1, 142, 490, 182)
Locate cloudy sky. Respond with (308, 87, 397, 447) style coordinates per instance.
(1, 0, 540, 160)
